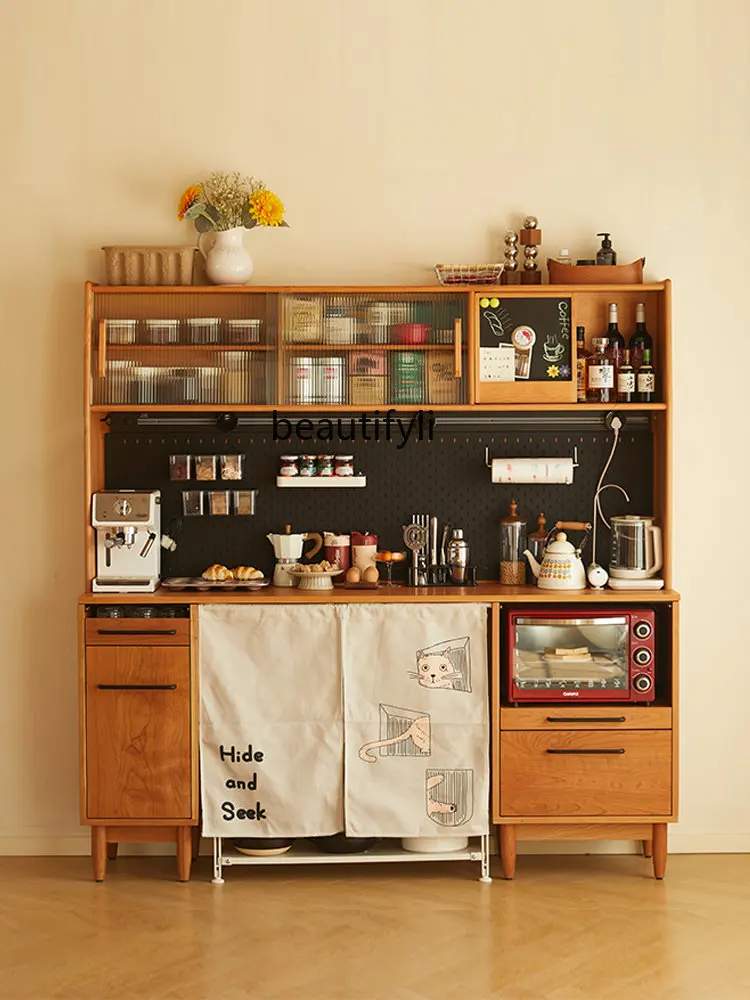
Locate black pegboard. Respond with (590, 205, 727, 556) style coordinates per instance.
(103, 413, 653, 580)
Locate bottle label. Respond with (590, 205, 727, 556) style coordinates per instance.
(617, 371, 636, 393)
(576, 358, 587, 400)
(637, 372, 655, 393)
(588, 366, 614, 389)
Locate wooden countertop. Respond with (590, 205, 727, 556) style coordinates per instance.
(79, 583, 680, 605)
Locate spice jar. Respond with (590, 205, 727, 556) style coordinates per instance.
(233, 490, 257, 515)
(169, 454, 192, 481)
(220, 454, 244, 481)
(194, 455, 217, 481)
(209, 491, 231, 515)
(279, 455, 299, 477)
(299, 455, 317, 477)
(526, 513, 548, 586)
(145, 319, 180, 344)
(317, 454, 334, 477)
(500, 500, 527, 586)
(334, 455, 354, 477)
(182, 491, 205, 516)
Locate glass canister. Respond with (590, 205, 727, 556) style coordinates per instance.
(317, 454, 334, 477)
(525, 512, 548, 586)
(299, 455, 317, 477)
(500, 500, 527, 585)
(279, 455, 299, 477)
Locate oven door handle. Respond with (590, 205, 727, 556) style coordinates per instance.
(545, 748, 625, 755)
(545, 716, 626, 723)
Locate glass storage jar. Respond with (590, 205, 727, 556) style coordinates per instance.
(334, 455, 354, 477)
(220, 455, 244, 481)
(233, 489, 257, 515)
(145, 318, 180, 344)
(182, 490, 205, 516)
(209, 491, 231, 515)
(299, 455, 317, 477)
(500, 500, 528, 586)
(226, 318, 262, 344)
(169, 454, 192, 481)
(186, 317, 221, 344)
(279, 455, 299, 477)
(106, 319, 137, 344)
(194, 455, 217, 481)
(317, 454, 335, 476)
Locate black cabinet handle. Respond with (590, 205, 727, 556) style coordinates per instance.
(97, 684, 177, 691)
(96, 629, 177, 636)
(545, 748, 625, 755)
(545, 716, 626, 723)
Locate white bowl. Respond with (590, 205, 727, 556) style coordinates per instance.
(401, 836, 468, 854)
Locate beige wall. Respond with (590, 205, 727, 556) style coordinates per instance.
(1, 0, 748, 854)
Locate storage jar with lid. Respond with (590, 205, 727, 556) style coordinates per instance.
(233, 489, 257, 515)
(169, 454, 192, 481)
(279, 455, 299, 477)
(226, 318, 262, 343)
(194, 455, 217, 481)
(209, 491, 231, 515)
(500, 500, 527, 586)
(106, 319, 137, 344)
(182, 490, 205, 516)
(317, 454, 334, 476)
(186, 317, 220, 344)
(334, 455, 354, 477)
(299, 455, 317, 477)
(220, 454, 244, 481)
(145, 318, 180, 344)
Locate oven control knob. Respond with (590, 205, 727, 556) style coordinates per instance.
(634, 674, 653, 693)
(634, 620, 653, 640)
(634, 647, 652, 666)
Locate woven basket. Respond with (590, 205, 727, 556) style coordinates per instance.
(102, 245, 196, 286)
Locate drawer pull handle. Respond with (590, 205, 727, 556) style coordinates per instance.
(96, 629, 178, 636)
(545, 748, 625, 755)
(545, 716, 627, 723)
(97, 684, 178, 691)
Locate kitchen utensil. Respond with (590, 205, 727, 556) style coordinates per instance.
(524, 521, 591, 591)
(500, 500, 527, 585)
(267, 525, 323, 587)
(440, 524, 451, 565)
(609, 515, 663, 579)
(429, 516, 438, 566)
(403, 521, 428, 583)
(447, 527, 470, 584)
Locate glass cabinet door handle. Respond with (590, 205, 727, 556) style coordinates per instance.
(545, 748, 625, 755)
(545, 716, 626, 723)
(454, 318, 462, 379)
(96, 684, 178, 691)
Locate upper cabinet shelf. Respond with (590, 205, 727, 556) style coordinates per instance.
(85, 282, 670, 412)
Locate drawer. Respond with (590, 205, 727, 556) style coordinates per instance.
(500, 706, 672, 731)
(500, 730, 671, 817)
(85, 618, 190, 645)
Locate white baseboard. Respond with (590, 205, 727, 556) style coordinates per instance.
(1, 831, 749, 857)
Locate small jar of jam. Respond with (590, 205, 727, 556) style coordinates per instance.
(334, 455, 354, 477)
(317, 455, 334, 476)
(300, 455, 317, 477)
(279, 455, 299, 477)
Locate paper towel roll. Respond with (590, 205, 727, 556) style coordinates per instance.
(491, 458, 574, 485)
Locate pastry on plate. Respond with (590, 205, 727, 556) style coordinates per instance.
(233, 566, 264, 580)
(202, 564, 234, 581)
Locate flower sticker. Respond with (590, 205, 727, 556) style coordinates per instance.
(547, 365, 560, 379)
(559, 364, 571, 379)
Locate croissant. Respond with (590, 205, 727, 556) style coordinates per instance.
(233, 566, 264, 580)
(202, 564, 234, 581)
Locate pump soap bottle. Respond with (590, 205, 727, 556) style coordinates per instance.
(596, 233, 617, 265)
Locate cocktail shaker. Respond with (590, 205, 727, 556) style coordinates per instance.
(447, 528, 469, 584)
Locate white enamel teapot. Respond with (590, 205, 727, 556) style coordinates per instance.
(524, 521, 591, 591)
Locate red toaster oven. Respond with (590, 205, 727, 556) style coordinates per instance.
(506, 607, 656, 703)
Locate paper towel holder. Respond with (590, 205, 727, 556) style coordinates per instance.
(484, 446, 579, 484)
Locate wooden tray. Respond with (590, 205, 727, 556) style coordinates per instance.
(162, 577, 270, 590)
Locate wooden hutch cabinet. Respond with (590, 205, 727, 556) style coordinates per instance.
(80, 280, 677, 881)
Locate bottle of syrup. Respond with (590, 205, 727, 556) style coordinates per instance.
(576, 326, 590, 403)
(617, 349, 635, 403)
(636, 349, 655, 403)
(587, 338, 615, 402)
(629, 302, 653, 373)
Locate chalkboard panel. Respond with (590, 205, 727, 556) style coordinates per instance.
(479, 296, 573, 384)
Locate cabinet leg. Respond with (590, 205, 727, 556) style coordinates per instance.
(499, 825, 517, 880)
(642, 839, 653, 858)
(92, 827, 107, 882)
(652, 823, 667, 879)
(176, 827, 192, 882)
(191, 824, 201, 860)
(106, 842, 119, 861)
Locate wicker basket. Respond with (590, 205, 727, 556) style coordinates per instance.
(102, 245, 196, 286)
(435, 263, 504, 286)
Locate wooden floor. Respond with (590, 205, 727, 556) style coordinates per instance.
(2, 854, 750, 1000)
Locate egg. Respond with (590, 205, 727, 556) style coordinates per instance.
(363, 566, 379, 584)
(345, 566, 361, 584)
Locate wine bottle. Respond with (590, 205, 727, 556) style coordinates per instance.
(617, 349, 635, 403)
(576, 326, 590, 403)
(606, 303, 625, 378)
(636, 348, 655, 403)
(629, 302, 653, 373)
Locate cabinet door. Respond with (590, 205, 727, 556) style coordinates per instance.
(500, 730, 671, 817)
(85, 645, 192, 820)
(279, 292, 467, 406)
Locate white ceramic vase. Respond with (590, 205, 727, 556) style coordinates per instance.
(198, 226, 253, 285)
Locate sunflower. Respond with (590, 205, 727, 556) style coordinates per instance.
(177, 184, 202, 221)
(248, 188, 285, 227)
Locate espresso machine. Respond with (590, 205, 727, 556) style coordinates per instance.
(92, 490, 161, 592)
